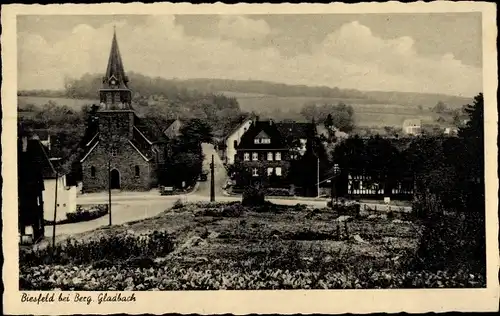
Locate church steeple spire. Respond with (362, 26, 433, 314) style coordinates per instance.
(103, 27, 128, 89)
(99, 28, 132, 109)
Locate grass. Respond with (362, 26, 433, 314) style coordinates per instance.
(20, 202, 486, 289)
(217, 91, 448, 128)
(18, 96, 99, 111)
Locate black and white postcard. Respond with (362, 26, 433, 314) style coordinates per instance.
(2, 2, 498, 314)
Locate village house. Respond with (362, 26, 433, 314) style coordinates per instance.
(223, 116, 253, 165)
(79, 30, 172, 193)
(402, 119, 422, 135)
(234, 119, 316, 188)
(31, 129, 51, 152)
(18, 130, 79, 241)
(18, 134, 45, 243)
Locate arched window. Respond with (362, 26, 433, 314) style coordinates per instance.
(134, 165, 140, 177)
(91, 166, 96, 177)
(233, 140, 238, 148)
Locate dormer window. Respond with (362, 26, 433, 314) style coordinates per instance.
(254, 131, 271, 144)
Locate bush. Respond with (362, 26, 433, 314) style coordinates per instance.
(242, 185, 265, 206)
(173, 199, 184, 209)
(19, 262, 485, 290)
(266, 188, 291, 196)
(19, 230, 175, 267)
(294, 204, 307, 212)
(45, 204, 108, 225)
(199, 203, 244, 218)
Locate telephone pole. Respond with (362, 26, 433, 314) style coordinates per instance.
(108, 118, 112, 226)
(210, 155, 215, 202)
(317, 157, 320, 198)
(52, 170, 58, 250)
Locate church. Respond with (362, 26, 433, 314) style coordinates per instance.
(79, 30, 174, 193)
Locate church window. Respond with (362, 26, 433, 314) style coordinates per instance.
(134, 165, 140, 177)
(267, 152, 273, 161)
(267, 167, 273, 176)
(91, 166, 96, 177)
(114, 92, 121, 104)
(111, 148, 118, 157)
(252, 152, 258, 161)
(275, 152, 282, 161)
(252, 168, 259, 177)
(244, 153, 250, 161)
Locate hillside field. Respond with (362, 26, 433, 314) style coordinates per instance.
(218, 91, 443, 128)
(18, 96, 99, 111)
(18, 94, 449, 128)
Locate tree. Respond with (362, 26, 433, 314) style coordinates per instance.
(179, 118, 214, 145)
(324, 114, 334, 129)
(433, 101, 447, 113)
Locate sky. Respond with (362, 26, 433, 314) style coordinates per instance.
(17, 14, 482, 97)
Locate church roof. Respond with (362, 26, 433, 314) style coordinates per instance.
(102, 29, 129, 90)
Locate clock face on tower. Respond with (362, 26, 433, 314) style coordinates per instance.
(110, 79, 116, 85)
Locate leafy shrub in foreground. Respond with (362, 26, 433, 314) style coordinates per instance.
(242, 185, 265, 206)
(20, 231, 175, 267)
(20, 264, 485, 291)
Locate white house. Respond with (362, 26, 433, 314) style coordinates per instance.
(402, 119, 422, 135)
(224, 117, 253, 165)
(43, 175, 77, 222)
(36, 143, 77, 222)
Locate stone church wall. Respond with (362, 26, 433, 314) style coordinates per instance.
(81, 141, 152, 193)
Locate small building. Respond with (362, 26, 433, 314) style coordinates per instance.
(41, 166, 77, 223)
(163, 119, 182, 139)
(31, 129, 51, 151)
(444, 126, 459, 136)
(223, 117, 253, 165)
(18, 135, 45, 243)
(402, 119, 422, 135)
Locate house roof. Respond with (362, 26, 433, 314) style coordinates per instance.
(276, 122, 315, 140)
(31, 129, 50, 141)
(21, 138, 60, 178)
(237, 120, 288, 150)
(224, 115, 253, 140)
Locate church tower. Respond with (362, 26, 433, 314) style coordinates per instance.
(99, 28, 132, 110)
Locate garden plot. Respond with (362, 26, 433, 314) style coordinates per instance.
(19, 202, 484, 290)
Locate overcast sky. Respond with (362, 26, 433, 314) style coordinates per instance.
(17, 14, 482, 96)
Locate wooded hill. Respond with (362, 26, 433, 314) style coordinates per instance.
(19, 74, 473, 109)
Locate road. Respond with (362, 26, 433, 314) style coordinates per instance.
(46, 143, 410, 237)
(196, 143, 228, 197)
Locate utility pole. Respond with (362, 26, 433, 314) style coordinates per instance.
(108, 118, 112, 226)
(52, 170, 58, 250)
(210, 155, 215, 202)
(317, 157, 320, 198)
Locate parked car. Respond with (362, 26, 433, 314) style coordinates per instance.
(160, 185, 175, 196)
(199, 171, 208, 182)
